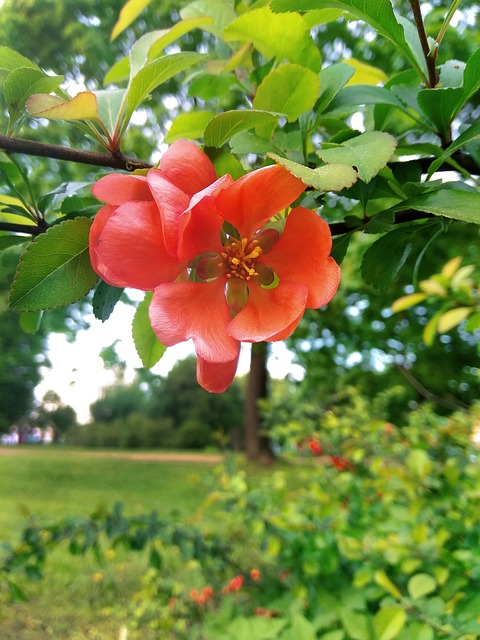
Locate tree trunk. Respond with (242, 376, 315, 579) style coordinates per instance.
(244, 342, 273, 462)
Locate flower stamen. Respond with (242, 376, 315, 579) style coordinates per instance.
(222, 237, 262, 281)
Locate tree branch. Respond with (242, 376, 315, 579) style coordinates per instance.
(407, 0, 439, 88)
(0, 134, 152, 171)
(329, 209, 435, 237)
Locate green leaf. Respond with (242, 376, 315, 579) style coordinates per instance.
(270, 0, 423, 79)
(339, 609, 372, 640)
(166, 110, 215, 143)
(391, 190, 480, 225)
(0, 235, 28, 252)
(19, 310, 43, 334)
(92, 280, 124, 322)
(331, 232, 353, 265)
(460, 47, 480, 107)
(326, 85, 406, 116)
(315, 62, 355, 114)
(132, 292, 167, 368)
(180, 0, 238, 38)
(9, 217, 98, 311)
(417, 87, 463, 137)
(317, 132, 397, 183)
(124, 52, 204, 125)
(374, 570, 403, 599)
(111, 0, 155, 41)
(361, 227, 416, 290)
(427, 121, 480, 177)
(407, 574, 437, 600)
(373, 607, 406, 640)
(204, 110, 280, 147)
(289, 614, 317, 640)
(4, 67, 63, 124)
(253, 64, 320, 129)
(407, 449, 433, 479)
(104, 56, 130, 85)
(223, 7, 321, 72)
(205, 147, 245, 180)
(268, 153, 358, 192)
(147, 17, 214, 61)
(95, 89, 127, 137)
(319, 631, 345, 640)
(0, 46, 39, 75)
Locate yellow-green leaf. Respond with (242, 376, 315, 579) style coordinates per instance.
(269, 153, 358, 192)
(111, 0, 155, 41)
(165, 111, 215, 143)
(407, 574, 437, 600)
(374, 570, 402, 600)
(317, 132, 397, 183)
(373, 606, 406, 640)
(223, 6, 321, 72)
(26, 92, 99, 121)
(441, 256, 462, 278)
(344, 57, 388, 86)
(437, 307, 472, 334)
(391, 293, 427, 313)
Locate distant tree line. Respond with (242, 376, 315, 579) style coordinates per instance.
(67, 357, 245, 450)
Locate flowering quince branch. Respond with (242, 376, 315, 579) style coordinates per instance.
(88, 139, 341, 393)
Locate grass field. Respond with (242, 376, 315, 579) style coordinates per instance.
(0, 446, 224, 639)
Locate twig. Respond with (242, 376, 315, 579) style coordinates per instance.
(407, 0, 439, 87)
(0, 134, 152, 171)
(396, 364, 469, 411)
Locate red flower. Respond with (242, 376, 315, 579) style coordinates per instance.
(307, 439, 323, 456)
(250, 568, 261, 582)
(224, 575, 244, 593)
(330, 456, 352, 471)
(90, 140, 340, 393)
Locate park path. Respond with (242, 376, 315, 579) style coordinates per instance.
(0, 447, 224, 464)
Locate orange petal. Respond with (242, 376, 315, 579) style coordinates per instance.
(147, 170, 191, 256)
(228, 280, 308, 342)
(178, 175, 233, 261)
(159, 139, 218, 196)
(92, 173, 152, 205)
(90, 201, 183, 289)
(150, 279, 239, 363)
(215, 165, 306, 238)
(261, 207, 340, 308)
(196, 352, 240, 393)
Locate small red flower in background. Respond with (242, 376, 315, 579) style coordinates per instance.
(190, 585, 214, 605)
(250, 568, 261, 582)
(224, 575, 244, 593)
(330, 455, 352, 471)
(307, 439, 323, 456)
(90, 140, 340, 393)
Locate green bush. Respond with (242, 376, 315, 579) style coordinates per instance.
(5, 396, 480, 639)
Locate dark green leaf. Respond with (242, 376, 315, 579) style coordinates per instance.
(19, 310, 43, 334)
(9, 217, 98, 311)
(427, 121, 480, 177)
(331, 232, 353, 264)
(361, 227, 416, 290)
(392, 190, 480, 225)
(132, 292, 167, 368)
(92, 280, 124, 322)
(417, 87, 463, 138)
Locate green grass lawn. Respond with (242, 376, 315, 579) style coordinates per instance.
(0, 446, 223, 639)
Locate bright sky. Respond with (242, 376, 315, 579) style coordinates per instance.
(35, 301, 304, 423)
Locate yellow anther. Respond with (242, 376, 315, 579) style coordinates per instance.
(231, 257, 240, 265)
